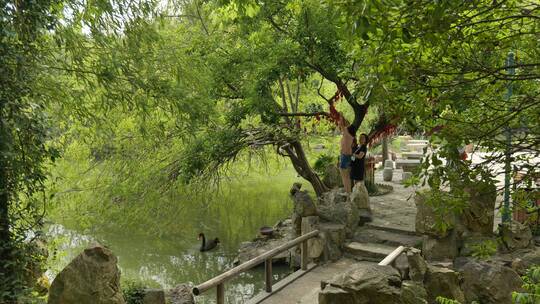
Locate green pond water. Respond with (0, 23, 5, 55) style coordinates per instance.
(46, 167, 305, 303)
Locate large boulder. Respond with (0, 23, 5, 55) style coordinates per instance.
(290, 183, 318, 237)
(414, 191, 454, 238)
(424, 265, 465, 304)
(422, 232, 458, 261)
(457, 184, 497, 236)
(319, 223, 346, 261)
(406, 248, 427, 282)
(48, 244, 125, 304)
(318, 188, 359, 237)
(401, 281, 428, 304)
(454, 257, 524, 304)
(499, 221, 532, 251)
(318, 285, 356, 304)
(322, 164, 343, 189)
(350, 182, 371, 210)
(351, 182, 373, 224)
(458, 236, 496, 257)
(319, 264, 403, 304)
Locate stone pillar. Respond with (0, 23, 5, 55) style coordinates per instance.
(301, 216, 324, 260)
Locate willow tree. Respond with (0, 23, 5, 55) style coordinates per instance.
(158, 0, 382, 196)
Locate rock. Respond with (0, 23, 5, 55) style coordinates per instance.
(519, 246, 540, 267)
(168, 284, 194, 304)
(492, 247, 540, 274)
(414, 191, 454, 238)
(511, 258, 527, 276)
(422, 232, 458, 261)
(351, 182, 371, 210)
(320, 223, 345, 261)
(406, 248, 427, 282)
(499, 221, 532, 251)
(319, 264, 403, 304)
(319, 188, 359, 237)
(234, 220, 294, 265)
(48, 245, 125, 304)
(322, 164, 343, 189)
(458, 183, 497, 236)
(424, 265, 465, 304)
(358, 209, 373, 225)
(318, 285, 356, 304)
(383, 168, 393, 181)
(290, 183, 318, 237)
(401, 281, 428, 304)
(394, 253, 410, 280)
(459, 236, 496, 257)
(384, 160, 394, 169)
(143, 289, 165, 304)
(351, 183, 372, 225)
(454, 257, 524, 304)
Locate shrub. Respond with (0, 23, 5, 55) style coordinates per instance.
(122, 281, 146, 304)
(513, 265, 540, 304)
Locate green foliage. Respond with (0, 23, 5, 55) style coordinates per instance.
(313, 153, 336, 176)
(513, 266, 540, 304)
(122, 280, 145, 304)
(0, 0, 62, 301)
(435, 297, 462, 304)
(470, 240, 498, 260)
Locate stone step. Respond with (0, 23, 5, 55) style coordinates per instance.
(366, 218, 418, 236)
(353, 227, 421, 248)
(343, 242, 396, 260)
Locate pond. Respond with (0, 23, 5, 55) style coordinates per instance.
(46, 167, 305, 303)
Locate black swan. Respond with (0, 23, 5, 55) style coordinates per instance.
(198, 233, 220, 252)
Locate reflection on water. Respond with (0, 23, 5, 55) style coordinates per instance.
(46, 224, 293, 303)
(45, 175, 300, 303)
(46, 164, 305, 302)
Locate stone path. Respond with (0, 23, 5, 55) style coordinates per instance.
(257, 259, 372, 304)
(369, 170, 418, 234)
(253, 171, 421, 304)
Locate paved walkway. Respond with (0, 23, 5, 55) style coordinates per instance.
(254, 168, 504, 303)
(258, 259, 372, 304)
(369, 170, 417, 233)
(256, 172, 417, 304)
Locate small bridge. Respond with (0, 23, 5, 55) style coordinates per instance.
(193, 173, 422, 304)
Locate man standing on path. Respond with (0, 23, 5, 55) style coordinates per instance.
(338, 114, 356, 193)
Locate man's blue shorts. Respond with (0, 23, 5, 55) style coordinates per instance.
(339, 154, 352, 169)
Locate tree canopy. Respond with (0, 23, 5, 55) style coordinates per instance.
(1, 0, 540, 301)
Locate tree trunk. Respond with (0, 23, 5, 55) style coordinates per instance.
(382, 137, 389, 162)
(0, 116, 14, 301)
(283, 141, 328, 197)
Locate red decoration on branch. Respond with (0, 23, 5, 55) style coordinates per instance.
(328, 89, 342, 125)
(368, 124, 398, 147)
